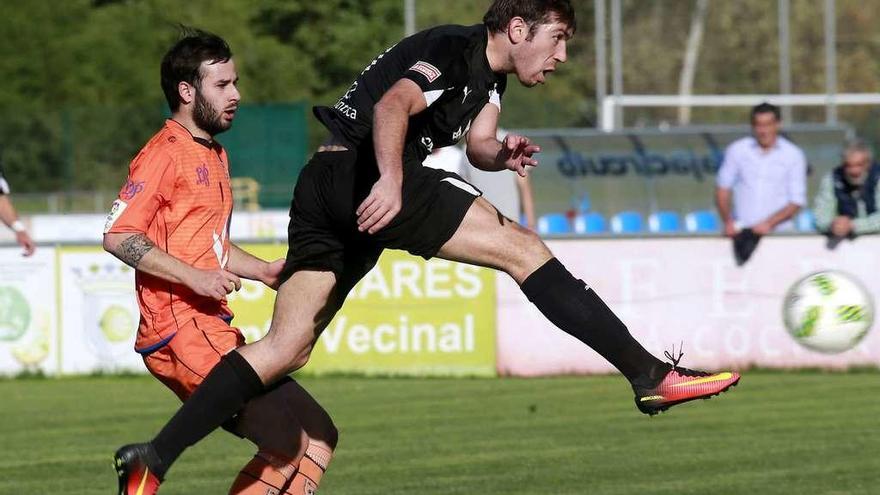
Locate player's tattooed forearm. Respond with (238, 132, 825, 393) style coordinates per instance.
(118, 234, 155, 268)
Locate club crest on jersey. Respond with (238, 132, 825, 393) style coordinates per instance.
(121, 180, 144, 200)
(410, 61, 441, 83)
(196, 165, 210, 187)
(421, 136, 434, 153)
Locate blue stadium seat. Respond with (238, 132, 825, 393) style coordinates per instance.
(796, 209, 816, 232)
(610, 211, 644, 234)
(537, 213, 572, 235)
(648, 211, 681, 233)
(685, 210, 720, 233)
(574, 212, 606, 234)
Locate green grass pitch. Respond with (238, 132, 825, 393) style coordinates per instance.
(1, 371, 878, 494)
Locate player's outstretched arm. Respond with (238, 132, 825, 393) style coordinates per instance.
(103, 232, 240, 300)
(0, 195, 35, 256)
(227, 243, 285, 289)
(465, 104, 539, 175)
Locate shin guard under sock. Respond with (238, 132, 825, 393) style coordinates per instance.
(520, 258, 663, 382)
(286, 444, 332, 495)
(229, 451, 298, 495)
(151, 350, 265, 478)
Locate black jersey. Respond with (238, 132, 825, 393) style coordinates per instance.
(314, 24, 507, 162)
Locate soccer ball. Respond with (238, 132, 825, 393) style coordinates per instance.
(782, 270, 874, 353)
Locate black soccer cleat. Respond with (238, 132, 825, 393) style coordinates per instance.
(113, 443, 163, 495)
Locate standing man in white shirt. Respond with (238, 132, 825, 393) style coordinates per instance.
(716, 102, 807, 237)
(715, 103, 807, 265)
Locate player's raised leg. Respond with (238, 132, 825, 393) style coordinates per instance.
(437, 197, 740, 415)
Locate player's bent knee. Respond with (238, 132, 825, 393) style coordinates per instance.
(236, 402, 308, 460)
(500, 224, 552, 275)
(286, 344, 314, 373)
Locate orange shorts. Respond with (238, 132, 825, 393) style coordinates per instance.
(143, 315, 245, 401)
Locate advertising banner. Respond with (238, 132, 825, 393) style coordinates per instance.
(0, 248, 58, 375)
(57, 246, 144, 374)
(496, 237, 880, 376)
(520, 125, 848, 218)
(229, 246, 497, 376)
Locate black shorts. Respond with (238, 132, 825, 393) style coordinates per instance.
(280, 148, 480, 293)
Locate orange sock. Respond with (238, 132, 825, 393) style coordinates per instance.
(284, 444, 333, 495)
(229, 450, 298, 495)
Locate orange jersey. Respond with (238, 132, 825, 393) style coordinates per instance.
(105, 119, 234, 352)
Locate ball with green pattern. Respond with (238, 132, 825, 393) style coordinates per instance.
(782, 270, 874, 353)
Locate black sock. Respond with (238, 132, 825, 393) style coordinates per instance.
(520, 258, 664, 383)
(150, 350, 264, 478)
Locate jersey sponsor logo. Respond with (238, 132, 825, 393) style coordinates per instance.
(410, 61, 442, 83)
(104, 199, 127, 234)
(334, 99, 358, 120)
(121, 180, 145, 200)
(196, 164, 210, 187)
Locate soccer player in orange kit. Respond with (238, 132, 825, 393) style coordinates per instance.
(104, 29, 336, 495)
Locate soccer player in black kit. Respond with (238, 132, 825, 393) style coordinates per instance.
(115, 2, 740, 493)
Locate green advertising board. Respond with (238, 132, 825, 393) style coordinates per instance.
(228, 246, 496, 377)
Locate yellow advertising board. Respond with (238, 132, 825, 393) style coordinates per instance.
(228, 245, 497, 376)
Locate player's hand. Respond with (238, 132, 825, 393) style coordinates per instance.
(751, 221, 773, 236)
(16, 231, 35, 257)
(261, 258, 286, 290)
(723, 220, 738, 238)
(831, 216, 852, 237)
(356, 174, 402, 234)
(498, 134, 540, 177)
(188, 268, 242, 301)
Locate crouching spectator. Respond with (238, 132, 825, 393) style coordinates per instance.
(814, 139, 880, 248)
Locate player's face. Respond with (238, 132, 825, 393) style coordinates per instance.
(512, 18, 571, 87)
(751, 112, 779, 149)
(843, 150, 871, 183)
(193, 59, 240, 136)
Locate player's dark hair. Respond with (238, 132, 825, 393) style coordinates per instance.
(484, 0, 576, 38)
(751, 102, 781, 122)
(161, 27, 232, 112)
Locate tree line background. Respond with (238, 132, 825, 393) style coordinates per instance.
(1, 0, 879, 194)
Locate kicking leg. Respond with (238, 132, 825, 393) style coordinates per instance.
(438, 197, 664, 381)
(438, 198, 740, 414)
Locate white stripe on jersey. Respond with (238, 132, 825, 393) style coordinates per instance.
(489, 87, 502, 111)
(423, 89, 444, 107)
(441, 177, 480, 197)
(0, 177, 9, 195)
